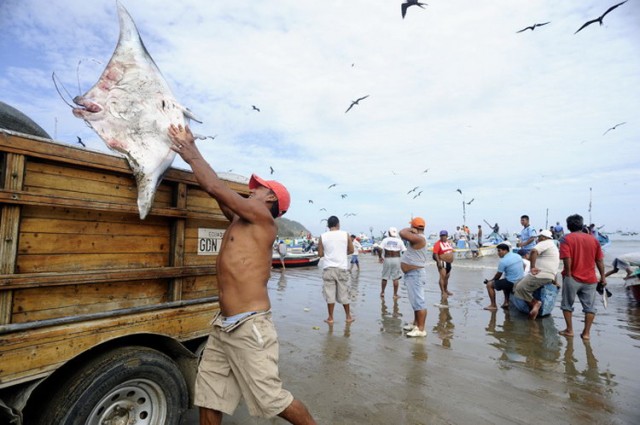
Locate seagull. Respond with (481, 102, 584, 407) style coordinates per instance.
(341, 194, 348, 199)
(320, 208, 327, 211)
(76, 136, 85, 148)
(516, 22, 550, 33)
(413, 191, 423, 199)
(456, 188, 462, 194)
(466, 198, 475, 205)
(344, 213, 357, 217)
(328, 183, 337, 189)
(575, 1, 628, 34)
(270, 166, 275, 175)
(345, 95, 370, 113)
(251, 105, 260, 112)
(603, 122, 626, 135)
(308, 200, 314, 204)
(407, 186, 419, 194)
(401, 0, 427, 19)
(422, 168, 430, 174)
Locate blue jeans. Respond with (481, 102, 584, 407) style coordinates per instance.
(404, 268, 427, 311)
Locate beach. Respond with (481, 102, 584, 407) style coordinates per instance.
(182, 237, 640, 424)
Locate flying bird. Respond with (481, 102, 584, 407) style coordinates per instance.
(308, 199, 314, 204)
(401, 0, 427, 19)
(413, 191, 423, 199)
(466, 198, 475, 205)
(422, 168, 430, 174)
(516, 22, 550, 33)
(575, 1, 628, 34)
(251, 105, 260, 112)
(344, 213, 357, 217)
(407, 186, 419, 194)
(328, 183, 337, 189)
(76, 136, 85, 148)
(341, 194, 348, 199)
(603, 122, 626, 135)
(456, 188, 462, 194)
(345, 95, 369, 113)
(270, 166, 275, 175)
(319, 208, 327, 211)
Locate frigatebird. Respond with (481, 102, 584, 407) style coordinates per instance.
(76, 136, 85, 148)
(270, 166, 275, 175)
(575, 1, 628, 34)
(345, 95, 369, 113)
(466, 198, 475, 205)
(252, 105, 260, 112)
(413, 191, 423, 199)
(328, 183, 337, 189)
(407, 186, 419, 194)
(603, 122, 626, 135)
(401, 0, 427, 19)
(341, 194, 348, 199)
(516, 22, 550, 33)
(456, 188, 462, 194)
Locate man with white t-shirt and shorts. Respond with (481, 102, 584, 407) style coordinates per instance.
(318, 216, 354, 324)
(378, 227, 406, 298)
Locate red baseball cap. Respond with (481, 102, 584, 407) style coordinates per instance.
(410, 217, 426, 229)
(249, 174, 291, 217)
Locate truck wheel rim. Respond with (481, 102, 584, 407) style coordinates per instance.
(87, 378, 167, 425)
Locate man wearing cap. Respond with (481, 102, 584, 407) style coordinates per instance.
(318, 216, 355, 324)
(513, 229, 560, 319)
(433, 230, 455, 298)
(484, 244, 524, 310)
(168, 124, 316, 425)
(377, 227, 406, 298)
(400, 217, 429, 337)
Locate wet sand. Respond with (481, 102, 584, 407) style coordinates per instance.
(182, 252, 640, 424)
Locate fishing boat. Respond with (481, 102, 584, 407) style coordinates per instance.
(272, 249, 320, 268)
(430, 244, 498, 260)
(511, 283, 559, 317)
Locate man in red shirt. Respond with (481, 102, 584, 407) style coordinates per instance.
(433, 230, 455, 298)
(558, 214, 607, 340)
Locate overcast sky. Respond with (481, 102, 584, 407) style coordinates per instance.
(1, 0, 638, 237)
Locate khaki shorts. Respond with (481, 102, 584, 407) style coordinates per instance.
(322, 267, 351, 304)
(194, 311, 293, 418)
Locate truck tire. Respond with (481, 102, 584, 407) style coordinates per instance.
(33, 346, 188, 425)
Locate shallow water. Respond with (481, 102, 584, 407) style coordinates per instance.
(182, 239, 640, 424)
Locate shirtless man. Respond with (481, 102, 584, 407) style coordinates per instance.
(168, 124, 316, 425)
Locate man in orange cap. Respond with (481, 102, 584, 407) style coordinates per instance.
(168, 124, 316, 425)
(399, 217, 430, 337)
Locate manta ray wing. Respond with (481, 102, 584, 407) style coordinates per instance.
(72, 1, 194, 219)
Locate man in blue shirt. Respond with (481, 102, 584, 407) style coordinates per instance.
(484, 243, 524, 310)
(516, 215, 537, 258)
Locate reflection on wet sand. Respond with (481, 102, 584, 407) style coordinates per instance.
(379, 297, 403, 334)
(433, 299, 454, 348)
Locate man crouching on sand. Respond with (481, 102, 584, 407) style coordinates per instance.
(168, 124, 316, 425)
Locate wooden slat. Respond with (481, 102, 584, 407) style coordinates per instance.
(0, 266, 216, 290)
(17, 252, 169, 273)
(0, 153, 25, 324)
(170, 182, 188, 301)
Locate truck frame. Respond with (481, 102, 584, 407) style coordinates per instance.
(0, 129, 242, 424)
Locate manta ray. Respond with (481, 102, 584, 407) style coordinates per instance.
(72, 1, 199, 219)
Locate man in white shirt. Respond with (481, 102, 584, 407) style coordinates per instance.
(513, 229, 560, 319)
(318, 216, 354, 324)
(377, 227, 406, 298)
(349, 234, 363, 272)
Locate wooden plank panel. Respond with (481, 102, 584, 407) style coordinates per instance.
(12, 280, 170, 323)
(0, 303, 218, 387)
(18, 233, 170, 255)
(24, 164, 173, 207)
(182, 275, 219, 300)
(16, 252, 168, 273)
(0, 153, 25, 324)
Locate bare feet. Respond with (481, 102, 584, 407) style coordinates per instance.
(559, 329, 574, 337)
(528, 300, 541, 320)
(324, 318, 334, 324)
(346, 316, 355, 323)
(500, 304, 509, 309)
(380, 293, 384, 298)
(580, 332, 590, 340)
(446, 291, 453, 296)
(393, 294, 399, 299)
(484, 305, 498, 311)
